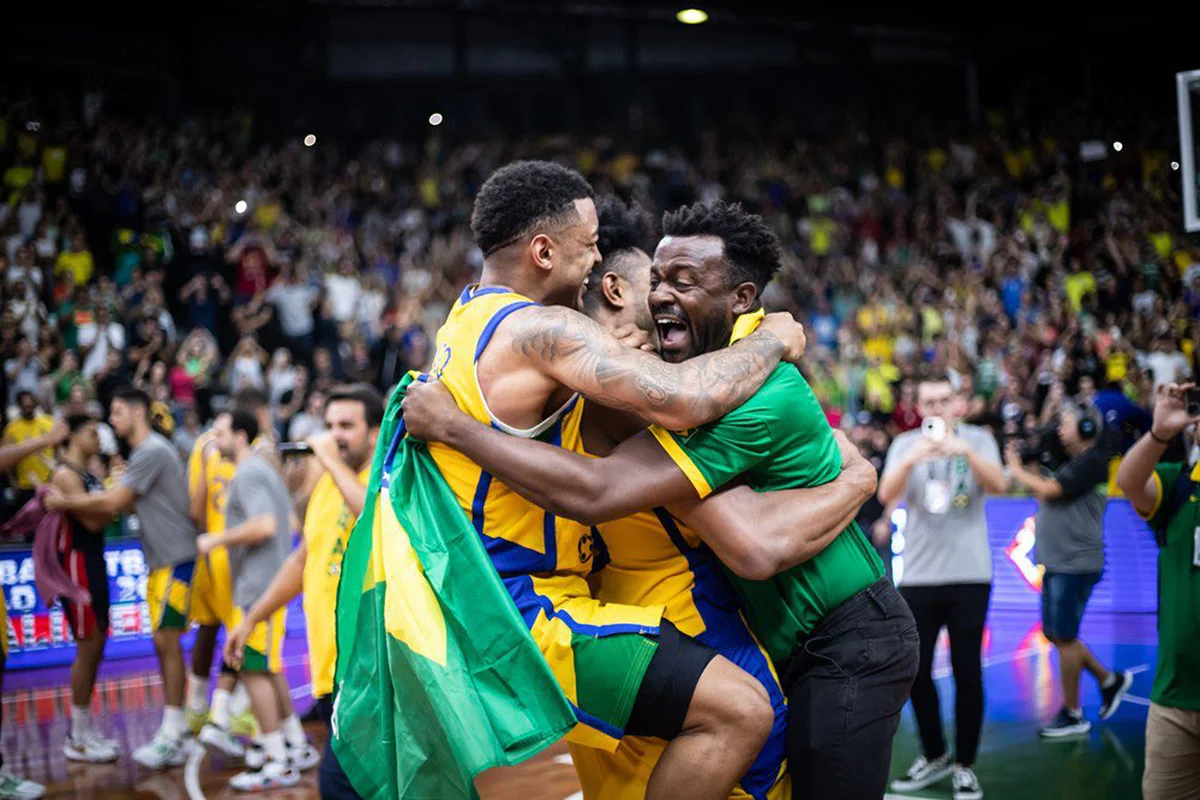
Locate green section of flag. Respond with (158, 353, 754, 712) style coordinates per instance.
(333, 373, 576, 799)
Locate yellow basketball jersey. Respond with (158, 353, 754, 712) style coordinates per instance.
(188, 430, 235, 533)
(304, 467, 369, 699)
(425, 285, 662, 752)
(575, 439, 789, 798)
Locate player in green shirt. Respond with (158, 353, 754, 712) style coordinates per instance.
(1116, 381, 1200, 799)
(403, 201, 919, 800)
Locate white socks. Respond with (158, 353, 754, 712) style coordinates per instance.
(211, 688, 232, 729)
(281, 714, 306, 749)
(187, 675, 210, 715)
(162, 706, 187, 740)
(230, 683, 251, 717)
(259, 730, 286, 764)
(71, 705, 91, 739)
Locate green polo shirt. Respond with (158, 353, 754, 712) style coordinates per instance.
(1143, 462, 1200, 710)
(650, 362, 884, 665)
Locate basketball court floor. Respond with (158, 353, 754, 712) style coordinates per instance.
(2, 607, 1154, 799)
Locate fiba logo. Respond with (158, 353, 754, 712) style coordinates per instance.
(431, 343, 452, 380)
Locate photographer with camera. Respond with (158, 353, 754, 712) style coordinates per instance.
(880, 373, 1007, 800)
(1116, 382, 1200, 800)
(1004, 399, 1134, 738)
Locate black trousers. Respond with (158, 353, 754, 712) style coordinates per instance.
(784, 578, 920, 800)
(899, 583, 992, 767)
(315, 696, 363, 800)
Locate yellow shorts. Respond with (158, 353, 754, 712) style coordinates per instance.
(570, 741, 790, 800)
(230, 606, 286, 674)
(146, 561, 197, 632)
(192, 549, 234, 627)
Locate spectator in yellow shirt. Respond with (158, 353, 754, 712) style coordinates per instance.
(2, 391, 56, 508)
(1064, 258, 1096, 314)
(55, 233, 95, 286)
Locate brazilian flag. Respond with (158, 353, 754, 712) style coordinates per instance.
(333, 373, 576, 798)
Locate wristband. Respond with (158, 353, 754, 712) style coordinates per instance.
(1149, 429, 1171, 445)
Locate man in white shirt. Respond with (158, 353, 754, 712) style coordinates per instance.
(1142, 336, 1192, 396)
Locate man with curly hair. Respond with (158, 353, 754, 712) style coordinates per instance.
(394, 162, 809, 800)
(404, 199, 919, 800)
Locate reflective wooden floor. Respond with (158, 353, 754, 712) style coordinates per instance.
(3, 609, 1157, 799)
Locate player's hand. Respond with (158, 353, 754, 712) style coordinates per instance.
(109, 455, 127, 480)
(224, 622, 251, 670)
(942, 435, 971, 458)
(1151, 382, 1200, 440)
(612, 323, 657, 353)
(48, 418, 70, 446)
(402, 380, 467, 444)
(759, 313, 807, 364)
(196, 532, 218, 556)
(870, 518, 892, 548)
(42, 486, 66, 511)
(1004, 441, 1023, 470)
(906, 435, 945, 465)
(305, 431, 342, 466)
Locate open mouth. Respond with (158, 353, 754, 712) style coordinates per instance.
(655, 314, 690, 351)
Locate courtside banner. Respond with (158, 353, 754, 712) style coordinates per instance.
(333, 372, 575, 800)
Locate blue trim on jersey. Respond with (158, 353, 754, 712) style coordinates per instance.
(650, 508, 785, 800)
(571, 703, 625, 740)
(172, 559, 196, 582)
(459, 285, 512, 306)
(504, 575, 660, 638)
(474, 300, 538, 362)
(471, 471, 494, 534)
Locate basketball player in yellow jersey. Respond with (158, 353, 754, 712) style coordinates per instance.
(421, 161, 806, 800)
(410, 197, 878, 800)
(187, 387, 276, 747)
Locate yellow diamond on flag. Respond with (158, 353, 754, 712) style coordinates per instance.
(375, 489, 448, 666)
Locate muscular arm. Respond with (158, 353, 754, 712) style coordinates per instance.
(1116, 432, 1170, 517)
(440, 420, 697, 526)
(211, 514, 276, 549)
(675, 458, 878, 580)
(1008, 462, 1063, 502)
(311, 451, 367, 518)
(0, 426, 66, 473)
(508, 306, 787, 431)
(188, 440, 214, 526)
(51, 484, 137, 517)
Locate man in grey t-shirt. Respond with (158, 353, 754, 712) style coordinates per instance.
(1006, 399, 1133, 738)
(195, 410, 306, 791)
(45, 387, 199, 770)
(878, 374, 1008, 798)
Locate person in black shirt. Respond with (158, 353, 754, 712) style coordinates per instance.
(51, 415, 121, 763)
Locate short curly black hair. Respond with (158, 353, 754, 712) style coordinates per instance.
(470, 160, 594, 257)
(582, 195, 657, 311)
(661, 201, 781, 292)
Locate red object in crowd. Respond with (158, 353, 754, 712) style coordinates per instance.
(891, 403, 922, 433)
(169, 366, 196, 405)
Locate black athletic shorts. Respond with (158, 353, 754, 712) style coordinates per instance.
(57, 522, 110, 640)
(625, 620, 720, 740)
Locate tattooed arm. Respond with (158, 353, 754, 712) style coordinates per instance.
(507, 306, 805, 431)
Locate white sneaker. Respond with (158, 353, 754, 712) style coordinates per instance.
(199, 722, 246, 759)
(0, 768, 44, 800)
(63, 730, 121, 763)
(229, 760, 300, 792)
(132, 731, 189, 770)
(953, 766, 983, 800)
(891, 753, 954, 792)
(287, 741, 320, 771)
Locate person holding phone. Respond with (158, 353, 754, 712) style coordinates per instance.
(1116, 382, 1200, 800)
(878, 373, 1007, 800)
